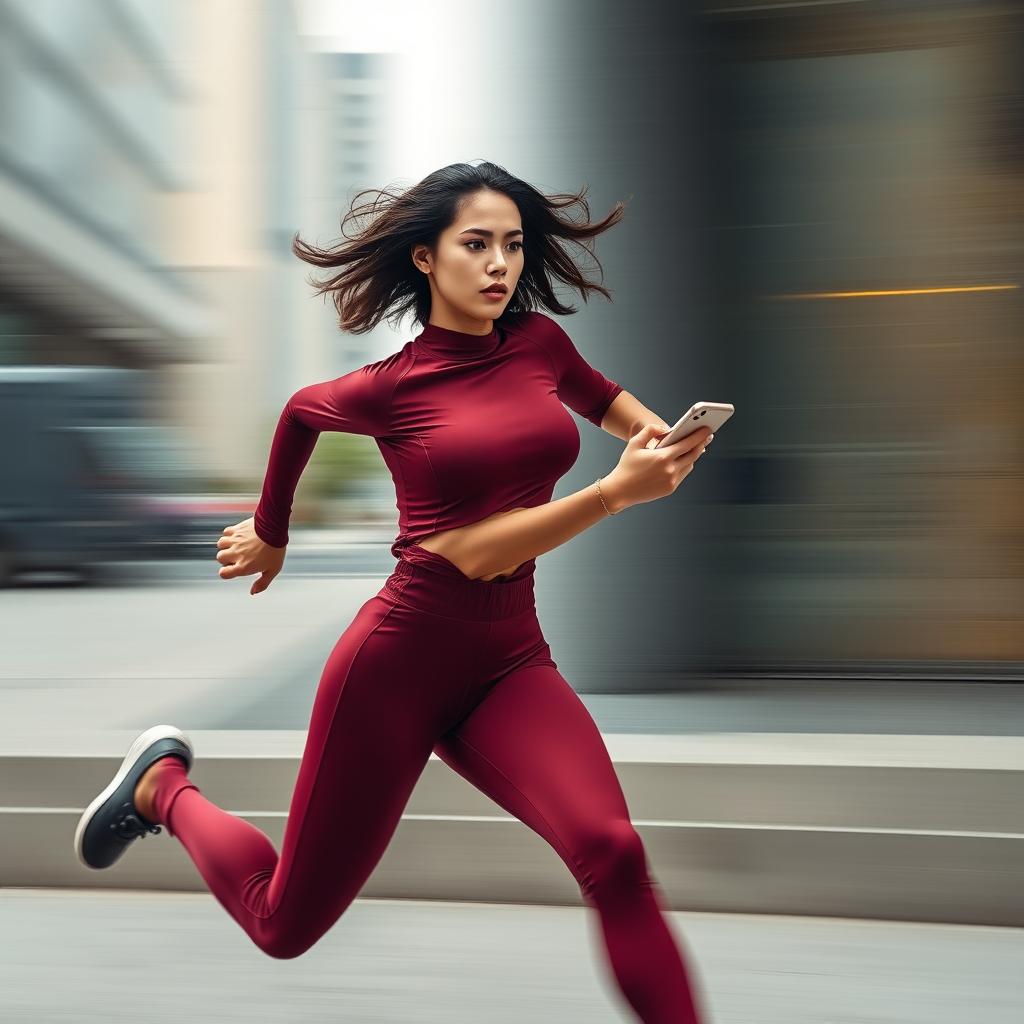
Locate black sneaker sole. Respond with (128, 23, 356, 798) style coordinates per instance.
(73, 724, 194, 870)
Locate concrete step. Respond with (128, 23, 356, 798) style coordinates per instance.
(4, 731, 1023, 925)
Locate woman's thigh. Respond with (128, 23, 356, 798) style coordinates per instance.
(432, 660, 635, 898)
(265, 593, 485, 932)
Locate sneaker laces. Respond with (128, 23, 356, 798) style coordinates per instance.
(109, 802, 162, 840)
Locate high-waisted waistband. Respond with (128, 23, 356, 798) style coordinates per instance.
(382, 544, 536, 621)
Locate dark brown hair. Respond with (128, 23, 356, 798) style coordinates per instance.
(291, 160, 630, 335)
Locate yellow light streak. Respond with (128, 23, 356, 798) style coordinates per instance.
(768, 284, 1019, 300)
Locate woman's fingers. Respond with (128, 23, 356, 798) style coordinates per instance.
(216, 516, 282, 589)
(216, 543, 250, 578)
(668, 431, 713, 460)
(215, 543, 237, 565)
(216, 552, 237, 577)
(219, 560, 255, 580)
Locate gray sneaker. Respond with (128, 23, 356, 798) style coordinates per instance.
(74, 724, 194, 870)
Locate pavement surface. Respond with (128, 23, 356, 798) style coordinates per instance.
(2, 889, 1022, 1023)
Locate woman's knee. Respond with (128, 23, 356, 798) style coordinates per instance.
(257, 927, 317, 960)
(251, 883, 361, 958)
(576, 818, 651, 900)
(254, 917, 332, 960)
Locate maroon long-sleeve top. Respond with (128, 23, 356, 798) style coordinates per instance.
(252, 310, 624, 580)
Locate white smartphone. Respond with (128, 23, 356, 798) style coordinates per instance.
(653, 402, 735, 449)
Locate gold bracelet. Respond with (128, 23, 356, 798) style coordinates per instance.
(595, 476, 618, 516)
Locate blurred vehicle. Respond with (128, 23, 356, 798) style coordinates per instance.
(75, 422, 258, 560)
(0, 366, 261, 582)
(0, 366, 149, 585)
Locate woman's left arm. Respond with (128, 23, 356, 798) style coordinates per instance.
(599, 390, 671, 442)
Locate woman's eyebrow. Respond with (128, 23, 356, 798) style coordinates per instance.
(458, 228, 524, 237)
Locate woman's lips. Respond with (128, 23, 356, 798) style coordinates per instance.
(480, 288, 506, 300)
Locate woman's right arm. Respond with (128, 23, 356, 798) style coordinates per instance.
(251, 382, 330, 549)
(253, 365, 390, 548)
(217, 365, 389, 595)
(215, 383, 342, 593)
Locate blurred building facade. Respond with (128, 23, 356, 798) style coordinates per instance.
(160, 0, 312, 484)
(0, 0, 391, 493)
(0, 0, 208, 406)
(562, 0, 1024, 687)
(689, 0, 1024, 679)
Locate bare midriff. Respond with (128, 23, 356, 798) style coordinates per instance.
(415, 506, 529, 582)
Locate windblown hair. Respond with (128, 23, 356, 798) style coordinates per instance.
(291, 160, 630, 335)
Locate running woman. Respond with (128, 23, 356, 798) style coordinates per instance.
(75, 160, 714, 1024)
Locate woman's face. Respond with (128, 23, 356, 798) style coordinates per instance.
(413, 188, 525, 331)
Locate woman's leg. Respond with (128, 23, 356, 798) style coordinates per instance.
(146, 593, 464, 959)
(433, 662, 707, 1024)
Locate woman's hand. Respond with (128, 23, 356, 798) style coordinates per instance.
(602, 422, 713, 513)
(216, 516, 286, 595)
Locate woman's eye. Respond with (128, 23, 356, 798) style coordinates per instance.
(466, 240, 523, 252)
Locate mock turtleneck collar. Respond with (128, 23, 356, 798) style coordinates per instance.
(414, 320, 502, 361)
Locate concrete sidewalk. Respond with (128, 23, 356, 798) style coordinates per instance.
(1, 889, 1021, 1023)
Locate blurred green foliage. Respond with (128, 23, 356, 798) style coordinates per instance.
(298, 429, 383, 500)
(249, 409, 382, 503)
(195, 418, 386, 533)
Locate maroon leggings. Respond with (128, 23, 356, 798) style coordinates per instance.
(149, 545, 705, 1023)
